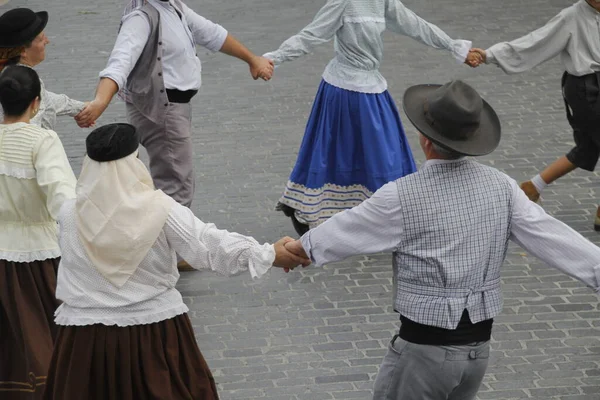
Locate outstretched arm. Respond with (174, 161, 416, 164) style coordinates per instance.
(509, 178, 600, 293)
(75, 13, 148, 127)
(385, 0, 471, 63)
(297, 182, 404, 267)
(219, 34, 274, 81)
(475, 10, 570, 74)
(164, 203, 309, 277)
(263, 0, 349, 66)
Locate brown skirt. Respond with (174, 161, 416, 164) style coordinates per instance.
(43, 313, 219, 400)
(0, 258, 61, 400)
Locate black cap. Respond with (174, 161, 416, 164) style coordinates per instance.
(0, 8, 49, 48)
(86, 123, 140, 162)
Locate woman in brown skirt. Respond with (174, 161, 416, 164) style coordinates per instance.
(42, 123, 309, 400)
(0, 66, 77, 399)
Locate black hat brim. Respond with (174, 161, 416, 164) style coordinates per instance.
(0, 11, 48, 48)
(402, 84, 501, 156)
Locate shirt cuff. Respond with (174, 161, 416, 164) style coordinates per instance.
(300, 231, 315, 264)
(262, 51, 283, 67)
(451, 39, 471, 63)
(247, 243, 275, 279)
(484, 47, 496, 65)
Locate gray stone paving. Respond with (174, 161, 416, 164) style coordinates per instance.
(3, 0, 599, 398)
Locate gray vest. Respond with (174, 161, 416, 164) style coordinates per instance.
(124, 0, 185, 123)
(392, 159, 513, 329)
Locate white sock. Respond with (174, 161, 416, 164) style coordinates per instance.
(531, 174, 547, 193)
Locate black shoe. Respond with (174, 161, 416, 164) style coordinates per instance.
(277, 203, 309, 236)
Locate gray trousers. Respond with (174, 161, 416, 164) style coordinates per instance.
(373, 335, 490, 400)
(126, 102, 195, 207)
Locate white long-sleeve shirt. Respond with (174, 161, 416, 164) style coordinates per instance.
(0, 123, 76, 262)
(486, 0, 600, 76)
(55, 200, 275, 327)
(0, 67, 84, 130)
(100, 0, 228, 91)
(263, 0, 471, 93)
(301, 159, 600, 294)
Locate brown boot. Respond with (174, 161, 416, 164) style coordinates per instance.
(520, 181, 540, 203)
(177, 260, 195, 272)
(595, 207, 600, 232)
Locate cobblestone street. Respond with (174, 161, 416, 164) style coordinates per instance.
(4, 0, 599, 398)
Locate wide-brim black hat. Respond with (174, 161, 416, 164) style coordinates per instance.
(0, 8, 48, 48)
(403, 81, 501, 156)
(86, 123, 140, 162)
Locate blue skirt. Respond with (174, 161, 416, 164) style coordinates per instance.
(280, 80, 417, 227)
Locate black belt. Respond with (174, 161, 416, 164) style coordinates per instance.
(399, 310, 493, 345)
(166, 89, 198, 104)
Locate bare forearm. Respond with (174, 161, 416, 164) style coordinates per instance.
(95, 77, 119, 107)
(219, 34, 256, 64)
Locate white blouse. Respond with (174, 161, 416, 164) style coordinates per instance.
(0, 66, 85, 130)
(54, 200, 276, 327)
(0, 123, 76, 262)
(486, 0, 600, 76)
(263, 0, 471, 93)
(100, 0, 228, 92)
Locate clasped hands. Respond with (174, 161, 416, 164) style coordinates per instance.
(273, 237, 311, 272)
(464, 48, 487, 68)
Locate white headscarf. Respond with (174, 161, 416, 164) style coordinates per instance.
(76, 152, 174, 287)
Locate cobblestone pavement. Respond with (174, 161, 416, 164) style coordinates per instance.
(4, 0, 599, 398)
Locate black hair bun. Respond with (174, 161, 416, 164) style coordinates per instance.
(0, 77, 23, 97)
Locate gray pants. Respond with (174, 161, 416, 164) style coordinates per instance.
(373, 335, 490, 400)
(126, 102, 195, 207)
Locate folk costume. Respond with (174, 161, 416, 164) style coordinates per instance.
(100, 0, 229, 208)
(298, 81, 600, 400)
(43, 124, 276, 400)
(264, 0, 472, 233)
(0, 121, 76, 398)
(0, 9, 85, 130)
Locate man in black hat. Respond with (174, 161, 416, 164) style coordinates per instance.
(285, 80, 600, 399)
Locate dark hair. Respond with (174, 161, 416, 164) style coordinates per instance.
(0, 65, 41, 117)
(4, 41, 33, 67)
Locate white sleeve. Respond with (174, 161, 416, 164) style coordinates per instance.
(181, 3, 228, 52)
(99, 13, 150, 90)
(385, 0, 470, 62)
(509, 178, 600, 293)
(163, 202, 275, 278)
(33, 132, 77, 220)
(486, 10, 570, 73)
(263, 0, 348, 66)
(301, 181, 404, 267)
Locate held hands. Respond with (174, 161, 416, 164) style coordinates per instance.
(249, 55, 274, 81)
(465, 48, 486, 68)
(74, 99, 109, 128)
(273, 237, 311, 272)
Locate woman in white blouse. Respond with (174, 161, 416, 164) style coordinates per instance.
(263, 0, 478, 235)
(0, 8, 88, 130)
(471, 0, 600, 230)
(0, 66, 76, 398)
(42, 123, 309, 400)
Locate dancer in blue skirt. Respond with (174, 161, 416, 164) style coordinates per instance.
(264, 0, 480, 234)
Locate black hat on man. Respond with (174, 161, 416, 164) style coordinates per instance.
(0, 8, 48, 48)
(403, 80, 501, 156)
(86, 123, 140, 162)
